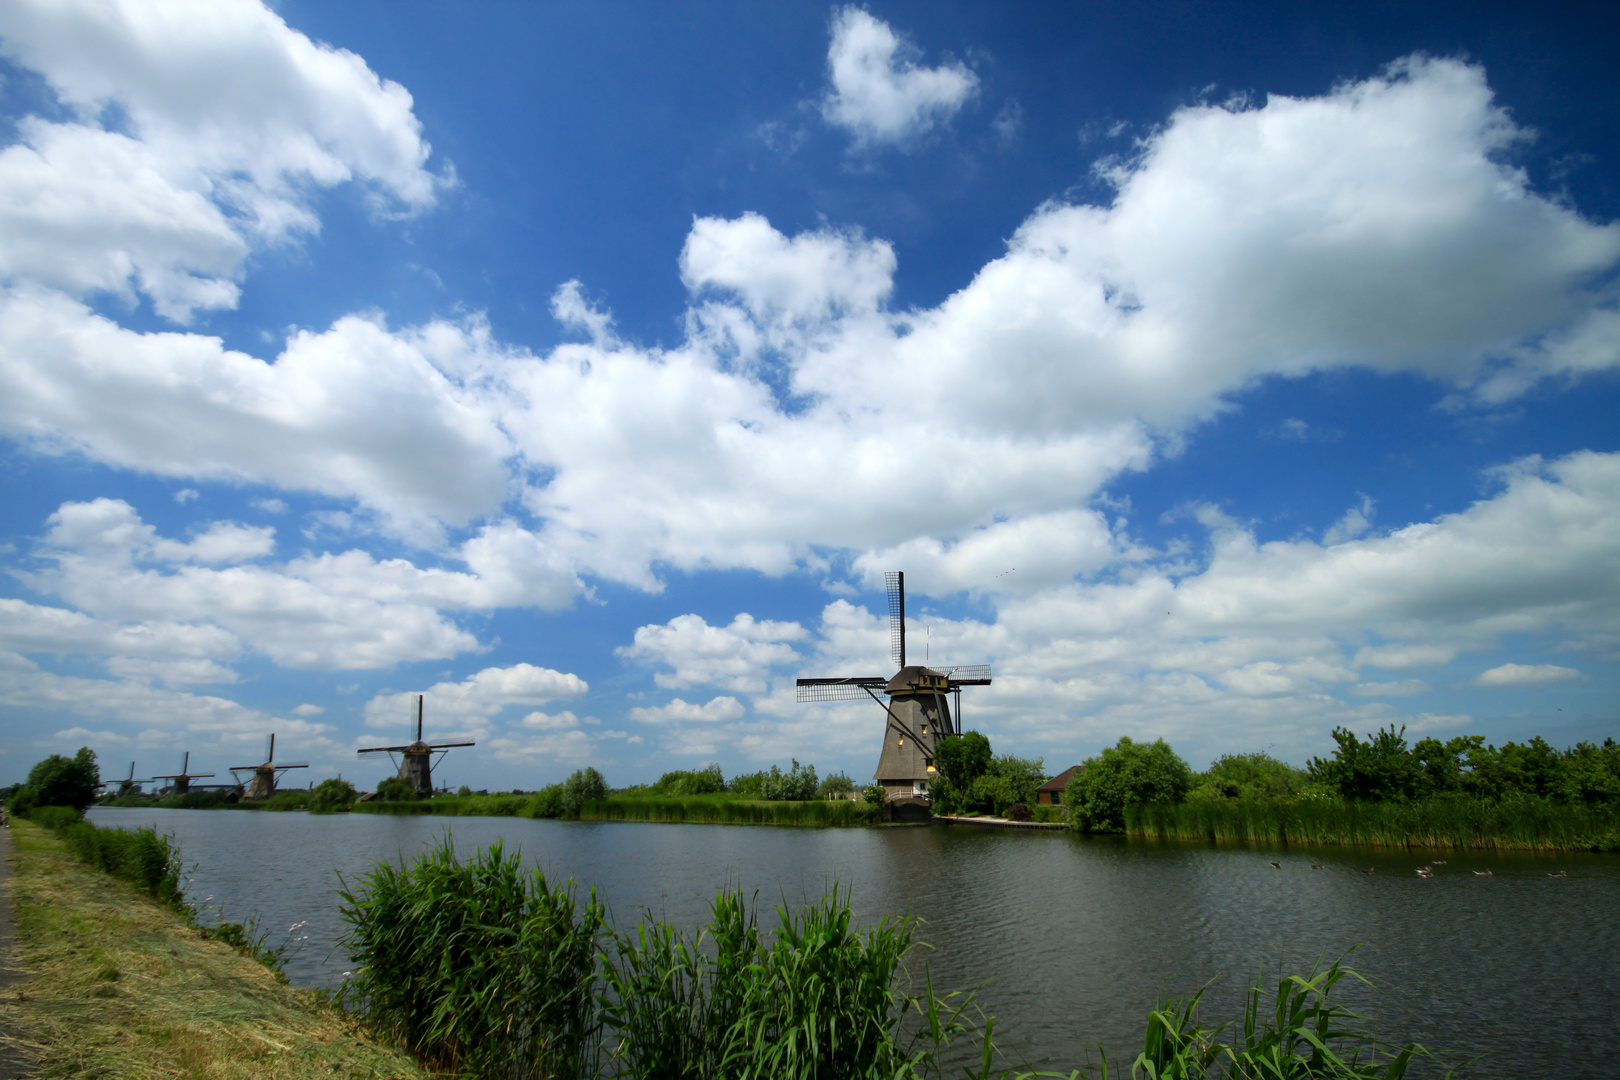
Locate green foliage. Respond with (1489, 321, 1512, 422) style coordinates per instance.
(563, 767, 610, 816)
(527, 784, 567, 818)
(654, 763, 726, 797)
(728, 771, 767, 798)
(961, 755, 1045, 816)
(1067, 737, 1192, 833)
(13, 747, 100, 816)
(375, 775, 417, 802)
(157, 789, 237, 810)
(582, 796, 884, 827)
(338, 836, 604, 1077)
(1308, 727, 1620, 804)
(1127, 794, 1620, 850)
(260, 789, 309, 811)
(760, 759, 818, 801)
(816, 771, 856, 798)
(455, 785, 473, 796)
(38, 814, 184, 909)
(27, 805, 85, 829)
(1190, 753, 1311, 803)
(931, 731, 993, 813)
(863, 783, 888, 806)
(309, 778, 358, 814)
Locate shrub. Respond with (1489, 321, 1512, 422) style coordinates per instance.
(931, 731, 993, 813)
(525, 784, 567, 818)
(375, 775, 417, 801)
(728, 771, 766, 798)
(760, 759, 817, 800)
(562, 767, 608, 816)
(863, 783, 888, 806)
(1004, 802, 1032, 822)
(27, 805, 84, 829)
(653, 763, 725, 797)
(455, 784, 473, 797)
(309, 778, 358, 813)
(13, 747, 100, 816)
(1068, 737, 1192, 832)
(1189, 752, 1309, 802)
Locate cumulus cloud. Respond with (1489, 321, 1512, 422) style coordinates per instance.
(1474, 663, 1585, 688)
(0, 0, 443, 321)
(628, 696, 747, 724)
(820, 7, 977, 146)
(618, 614, 806, 692)
(362, 663, 589, 735)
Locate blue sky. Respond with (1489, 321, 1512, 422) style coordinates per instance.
(1, 0, 1616, 791)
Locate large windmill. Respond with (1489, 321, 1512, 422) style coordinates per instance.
(230, 734, 309, 801)
(357, 695, 475, 798)
(796, 571, 991, 803)
(151, 751, 213, 796)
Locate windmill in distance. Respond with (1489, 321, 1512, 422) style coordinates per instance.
(796, 572, 991, 805)
(150, 751, 213, 796)
(106, 761, 149, 799)
(358, 695, 475, 798)
(231, 734, 308, 801)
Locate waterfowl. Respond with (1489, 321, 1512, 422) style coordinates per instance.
(1310, 864, 1324, 869)
(1269, 861, 1281, 868)
(1473, 869, 1493, 876)
(1361, 867, 1377, 875)
(1549, 870, 1568, 879)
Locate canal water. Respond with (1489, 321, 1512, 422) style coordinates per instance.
(88, 808, 1619, 1076)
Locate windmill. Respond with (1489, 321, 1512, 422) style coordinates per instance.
(103, 762, 150, 798)
(357, 695, 475, 798)
(796, 571, 991, 802)
(230, 734, 309, 801)
(150, 751, 213, 796)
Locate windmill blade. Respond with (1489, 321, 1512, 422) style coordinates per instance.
(273, 761, 310, 770)
(797, 677, 885, 703)
(358, 744, 412, 754)
(266, 733, 275, 764)
(885, 571, 905, 669)
(424, 742, 476, 750)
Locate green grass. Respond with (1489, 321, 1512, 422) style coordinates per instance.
(1125, 795, 1620, 850)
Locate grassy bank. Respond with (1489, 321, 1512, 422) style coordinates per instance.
(3, 819, 430, 1079)
(1126, 795, 1620, 850)
(352, 791, 888, 826)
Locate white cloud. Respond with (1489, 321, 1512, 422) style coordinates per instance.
(1347, 680, 1433, 698)
(0, 0, 443, 321)
(1474, 663, 1585, 688)
(362, 663, 589, 734)
(103, 657, 239, 686)
(820, 7, 977, 146)
(1354, 643, 1457, 670)
(628, 696, 746, 724)
(292, 703, 326, 716)
(618, 613, 806, 693)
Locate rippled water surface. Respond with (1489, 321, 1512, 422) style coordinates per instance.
(89, 808, 1620, 1076)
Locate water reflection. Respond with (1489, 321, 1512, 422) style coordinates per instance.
(89, 809, 1620, 1076)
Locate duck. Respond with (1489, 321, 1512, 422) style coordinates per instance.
(1430, 859, 1447, 866)
(1361, 867, 1377, 875)
(1309, 864, 1324, 870)
(1548, 870, 1568, 879)
(1415, 867, 1434, 877)
(1269, 861, 1281, 869)
(1473, 869, 1493, 876)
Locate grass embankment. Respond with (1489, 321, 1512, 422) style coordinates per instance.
(3, 819, 430, 1080)
(354, 792, 888, 826)
(1126, 796, 1620, 850)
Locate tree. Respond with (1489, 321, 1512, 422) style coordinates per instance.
(375, 775, 416, 801)
(13, 747, 100, 815)
(1066, 737, 1191, 832)
(1188, 753, 1308, 802)
(761, 759, 818, 800)
(1307, 725, 1424, 801)
(931, 730, 993, 813)
(309, 777, 358, 813)
(817, 771, 856, 798)
(562, 767, 609, 815)
(963, 755, 1045, 816)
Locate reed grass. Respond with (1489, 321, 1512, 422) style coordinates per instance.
(1125, 795, 1620, 850)
(582, 795, 886, 827)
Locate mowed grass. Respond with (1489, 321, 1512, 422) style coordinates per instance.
(1126, 795, 1620, 850)
(3, 820, 433, 1080)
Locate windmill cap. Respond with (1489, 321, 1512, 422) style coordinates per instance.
(885, 666, 950, 694)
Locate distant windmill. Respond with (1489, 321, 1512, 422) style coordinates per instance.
(357, 695, 475, 798)
(150, 751, 213, 796)
(796, 571, 991, 802)
(104, 762, 150, 798)
(230, 734, 309, 801)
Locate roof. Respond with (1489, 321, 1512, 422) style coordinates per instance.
(1036, 765, 1082, 792)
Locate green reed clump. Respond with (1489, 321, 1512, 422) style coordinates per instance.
(1126, 794, 1620, 850)
(338, 835, 604, 1078)
(39, 811, 184, 908)
(581, 795, 885, 827)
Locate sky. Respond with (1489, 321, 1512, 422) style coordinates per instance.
(1, 0, 1617, 792)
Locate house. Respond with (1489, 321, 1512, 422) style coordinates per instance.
(1035, 765, 1082, 806)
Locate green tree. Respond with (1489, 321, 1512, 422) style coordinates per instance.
(309, 777, 358, 813)
(728, 771, 767, 798)
(1307, 725, 1425, 801)
(1556, 739, 1620, 804)
(1066, 737, 1191, 832)
(931, 730, 993, 813)
(654, 763, 725, 796)
(816, 771, 856, 798)
(13, 747, 100, 815)
(375, 775, 416, 801)
(761, 759, 818, 800)
(562, 767, 608, 815)
(1189, 753, 1308, 802)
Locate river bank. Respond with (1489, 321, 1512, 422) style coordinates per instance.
(1, 820, 428, 1080)
(351, 791, 888, 826)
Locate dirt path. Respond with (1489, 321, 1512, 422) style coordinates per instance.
(0, 824, 37, 1079)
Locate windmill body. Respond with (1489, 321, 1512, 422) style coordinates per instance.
(231, 734, 308, 801)
(150, 751, 213, 796)
(358, 695, 475, 797)
(797, 573, 991, 804)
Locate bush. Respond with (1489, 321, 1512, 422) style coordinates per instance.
(562, 767, 608, 816)
(931, 731, 993, 813)
(1004, 802, 1032, 822)
(456, 785, 473, 797)
(728, 771, 766, 798)
(309, 778, 358, 813)
(653, 763, 725, 797)
(760, 759, 817, 800)
(526, 784, 567, 818)
(1189, 752, 1310, 802)
(27, 805, 84, 829)
(1067, 737, 1192, 832)
(375, 775, 417, 802)
(863, 783, 888, 806)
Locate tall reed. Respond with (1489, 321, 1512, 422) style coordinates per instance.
(32, 810, 185, 908)
(582, 796, 885, 827)
(1125, 795, 1620, 850)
